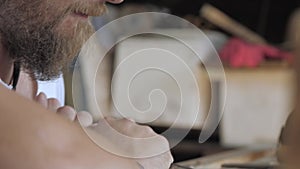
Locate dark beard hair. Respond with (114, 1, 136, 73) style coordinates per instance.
(2, 23, 64, 81)
(0, 1, 96, 81)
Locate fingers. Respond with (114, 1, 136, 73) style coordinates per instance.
(100, 116, 174, 169)
(76, 111, 93, 127)
(57, 106, 77, 121)
(104, 117, 135, 135)
(35, 92, 48, 108)
(35, 92, 78, 122)
(104, 117, 158, 138)
(47, 98, 61, 112)
(137, 151, 174, 169)
(35, 92, 62, 111)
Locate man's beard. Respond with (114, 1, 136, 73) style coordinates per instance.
(0, 1, 106, 81)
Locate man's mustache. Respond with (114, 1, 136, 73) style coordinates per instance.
(67, 1, 107, 17)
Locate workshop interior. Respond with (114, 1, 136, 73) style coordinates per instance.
(64, 0, 300, 168)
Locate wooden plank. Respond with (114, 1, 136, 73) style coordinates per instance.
(200, 4, 267, 45)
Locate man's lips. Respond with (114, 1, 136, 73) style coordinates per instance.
(72, 8, 90, 19)
(73, 12, 89, 19)
(69, 2, 107, 20)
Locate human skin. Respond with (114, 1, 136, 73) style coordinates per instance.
(0, 81, 173, 169)
(0, 0, 173, 168)
(0, 84, 140, 169)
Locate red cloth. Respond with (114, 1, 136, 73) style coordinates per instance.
(219, 38, 293, 68)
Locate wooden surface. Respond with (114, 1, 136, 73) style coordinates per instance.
(172, 146, 276, 169)
(200, 3, 267, 45)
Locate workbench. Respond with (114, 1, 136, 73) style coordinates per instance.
(171, 146, 277, 169)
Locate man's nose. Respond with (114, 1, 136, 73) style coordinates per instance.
(105, 0, 123, 4)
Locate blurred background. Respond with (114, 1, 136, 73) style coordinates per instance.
(65, 0, 300, 164)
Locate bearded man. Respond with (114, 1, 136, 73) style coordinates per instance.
(0, 0, 173, 168)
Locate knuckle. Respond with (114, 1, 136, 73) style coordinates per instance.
(157, 135, 170, 147)
(104, 116, 114, 123)
(120, 118, 134, 127)
(35, 92, 48, 107)
(57, 106, 75, 113)
(37, 92, 47, 99)
(47, 98, 61, 110)
(137, 125, 156, 137)
(161, 135, 169, 142)
(48, 98, 60, 105)
(56, 106, 77, 121)
(143, 126, 154, 134)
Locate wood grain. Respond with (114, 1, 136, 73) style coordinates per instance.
(200, 4, 267, 45)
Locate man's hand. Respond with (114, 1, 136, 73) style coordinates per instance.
(87, 117, 174, 169)
(35, 92, 173, 169)
(0, 85, 141, 169)
(35, 92, 93, 127)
